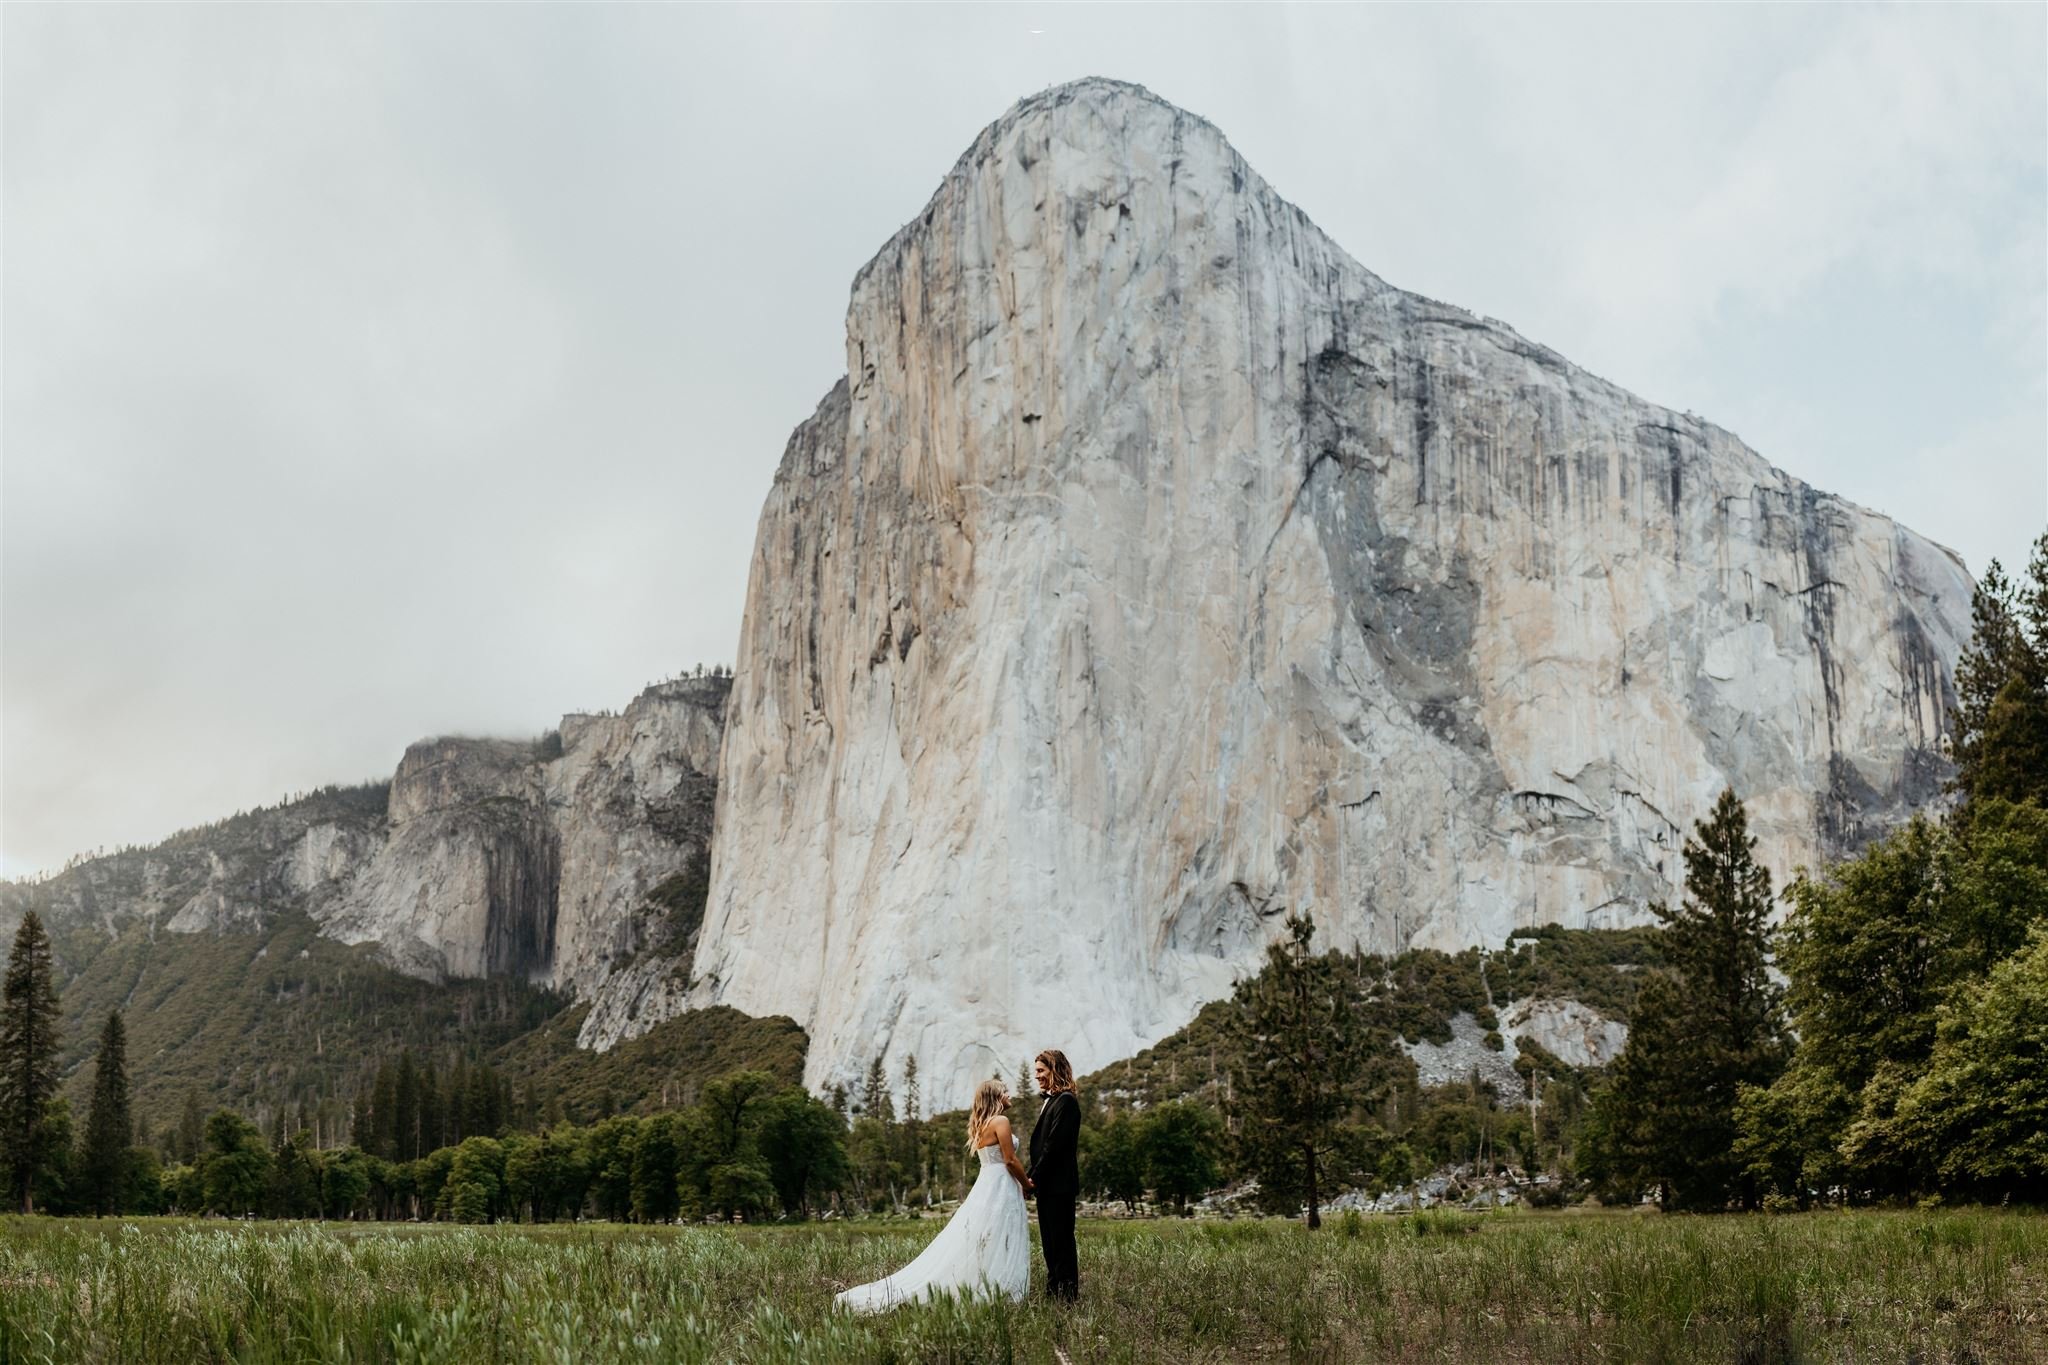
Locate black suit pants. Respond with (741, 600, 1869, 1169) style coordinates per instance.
(1037, 1190, 1079, 1300)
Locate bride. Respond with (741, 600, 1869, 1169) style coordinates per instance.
(835, 1078, 1032, 1313)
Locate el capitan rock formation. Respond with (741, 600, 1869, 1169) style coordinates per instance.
(688, 78, 1973, 1101)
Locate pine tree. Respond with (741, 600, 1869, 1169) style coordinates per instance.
(393, 1051, 420, 1162)
(418, 1065, 443, 1154)
(0, 911, 62, 1214)
(1973, 673, 2048, 810)
(1226, 911, 1372, 1229)
(1952, 535, 2048, 810)
(82, 1012, 132, 1216)
(443, 1056, 465, 1141)
(899, 1056, 924, 1195)
(861, 1054, 894, 1124)
(175, 1093, 205, 1166)
(464, 1062, 496, 1138)
(1586, 788, 1790, 1209)
(1012, 1058, 1041, 1133)
(350, 1084, 373, 1152)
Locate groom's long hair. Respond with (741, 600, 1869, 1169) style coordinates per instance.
(1035, 1048, 1075, 1095)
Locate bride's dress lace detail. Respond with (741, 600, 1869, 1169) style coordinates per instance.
(834, 1143, 1030, 1313)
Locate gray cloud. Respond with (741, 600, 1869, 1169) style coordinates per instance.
(4, 4, 2042, 877)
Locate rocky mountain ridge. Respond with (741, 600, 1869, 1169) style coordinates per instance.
(3, 675, 729, 1053)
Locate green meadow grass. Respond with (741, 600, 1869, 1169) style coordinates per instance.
(0, 1209, 2041, 1363)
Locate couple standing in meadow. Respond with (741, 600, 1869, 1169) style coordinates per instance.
(835, 1049, 1081, 1313)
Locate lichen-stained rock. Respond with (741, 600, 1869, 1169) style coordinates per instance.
(692, 78, 1973, 1103)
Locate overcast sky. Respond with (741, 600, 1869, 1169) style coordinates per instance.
(4, 5, 2043, 879)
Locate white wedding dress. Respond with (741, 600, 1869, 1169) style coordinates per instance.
(835, 1142, 1031, 1313)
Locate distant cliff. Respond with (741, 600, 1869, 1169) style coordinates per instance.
(2, 675, 730, 1055)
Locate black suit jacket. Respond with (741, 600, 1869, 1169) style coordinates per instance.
(1027, 1090, 1080, 1196)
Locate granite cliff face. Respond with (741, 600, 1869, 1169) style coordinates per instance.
(316, 677, 727, 1048)
(5, 678, 729, 1051)
(691, 79, 1974, 1103)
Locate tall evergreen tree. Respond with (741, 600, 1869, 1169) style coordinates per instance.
(418, 1065, 444, 1155)
(267, 1127, 320, 1219)
(1226, 911, 1372, 1228)
(1972, 674, 2048, 810)
(1952, 535, 2048, 810)
(463, 1061, 502, 1138)
(1585, 789, 1790, 1209)
(861, 1053, 894, 1123)
(448, 1056, 472, 1141)
(1012, 1058, 1041, 1133)
(369, 1062, 398, 1159)
(393, 1051, 421, 1161)
(898, 1056, 924, 1192)
(0, 911, 62, 1213)
(175, 1092, 205, 1166)
(82, 1011, 133, 1216)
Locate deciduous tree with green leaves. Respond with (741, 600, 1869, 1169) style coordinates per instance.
(1080, 1111, 1145, 1211)
(682, 1070, 777, 1220)
(1139, 1100, 1223, 1214)
(1873, 923, 2048, 1200)
(630, 1112, 685, 1222)
(200, 1110, 273, 1216)
(755, 1088, 850, 1216)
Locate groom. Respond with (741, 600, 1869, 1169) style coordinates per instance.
(1025, 1048, 1081, 1302)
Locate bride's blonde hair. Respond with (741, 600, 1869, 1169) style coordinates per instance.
(965, 1078, 1007, 1151)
